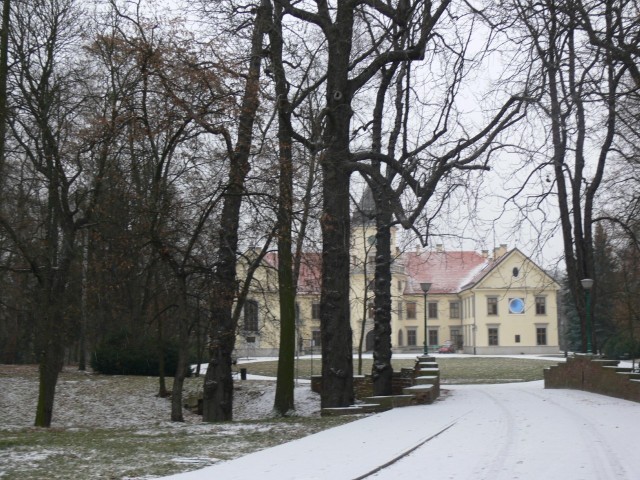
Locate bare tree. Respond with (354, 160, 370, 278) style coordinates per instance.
(505, 0, 627, 352)
(202, 0, 270, 422)
(0, 0, 110, 427)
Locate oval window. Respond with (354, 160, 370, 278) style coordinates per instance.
(513, 267, 519, 277)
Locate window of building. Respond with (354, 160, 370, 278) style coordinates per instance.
(397, 330, 403, 346)
(428, 329, 438, 346)
(397, 301, 403, 320)
(397, 280, 403, 293)
(515, 334, 521, 343)
(450, 328, 462, 347)
(311, 330, 321, 347)
(508, 297, 525, 314)
(368, 303, 374, 319)
(428, 301, 438, 319)
(488, 327, 499, 346)
(407, 329, 417, 346)
(406, 302, 417, 320)
(450, 301, 461, 319)
(535, 296, 547, 315)
(244, 300, 259, 332)
(487, 297, 498, 316)
(537, 327, 547, 345)
(311, 301, 320, 320)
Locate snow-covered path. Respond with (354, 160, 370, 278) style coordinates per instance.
(164, 381, 640, 480)
(371, 382, 637, 480)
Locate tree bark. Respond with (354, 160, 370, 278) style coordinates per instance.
(269, 0, 296, 416)
(202, 1, 268, 422)
(171, 275, 190, 422)
(372, 204, 394, 396)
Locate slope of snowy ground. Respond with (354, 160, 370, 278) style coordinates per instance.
(0, 365, 332, 479)
(164, 380, 640, 480)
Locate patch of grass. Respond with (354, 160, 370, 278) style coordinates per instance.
(0, 417, 357, 479)
(240, 356, 560, 383)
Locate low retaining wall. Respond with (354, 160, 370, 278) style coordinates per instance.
(544, 355, 640, 403)
(311, 370, 414, 398)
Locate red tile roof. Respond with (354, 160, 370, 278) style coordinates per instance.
(403, 250, 489, 294)
(263, 249, 508, 295)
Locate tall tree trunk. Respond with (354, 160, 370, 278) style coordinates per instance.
(35, 334, 64, 427)
(270, 0, 296, 416)
(171, 275, 190, 422)
(202, 1, 267, 422)
(35, 276, 66, 427)
(320, 161, 354, 408)
(372, 204, 393, 396)
(34, 241, 75, 427)
(317, 3, 356, 410)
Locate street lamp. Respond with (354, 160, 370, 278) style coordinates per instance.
(420, 282, 432, 355)
(580, 278, 594, 355)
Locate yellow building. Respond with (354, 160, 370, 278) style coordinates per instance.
(236, 205, 560, 357)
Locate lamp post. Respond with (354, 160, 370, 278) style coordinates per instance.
(420, 282, 432, 355)
(580, 278, 594, 354)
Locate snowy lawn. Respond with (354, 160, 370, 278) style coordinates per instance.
(0, 365, 353, 479)
(0, 356, 563, 479)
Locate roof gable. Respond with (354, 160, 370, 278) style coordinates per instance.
(461, 248, 559, 292)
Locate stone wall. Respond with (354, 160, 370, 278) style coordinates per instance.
(544, 356, 640, 403)
(311, 370, 415, 399)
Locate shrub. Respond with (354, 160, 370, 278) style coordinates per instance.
(91, 330, 181, 376)
(603, 334, 640, 360)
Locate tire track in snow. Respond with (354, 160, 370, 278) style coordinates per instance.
(472, 387, 519, 479)
(521, 388, 629, 480)
(360, 388, 515, 480)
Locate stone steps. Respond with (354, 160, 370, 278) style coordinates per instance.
(591, 359, 621, 367)
(403, 384, 437, 404)
(417, 362, 439, 369)
(603, 366, 633, 373)
(361, 395, 416, 408)
(414, 375, 438, 385)
(320, 355, 441, 416)
(321, 403, 390, 416)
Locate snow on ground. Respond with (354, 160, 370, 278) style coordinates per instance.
(0, 371, 319, 431)
(164, 380, 640, 480)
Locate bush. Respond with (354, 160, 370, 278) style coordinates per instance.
(603, 334, 640, 360)
(91, 330, 181, 376)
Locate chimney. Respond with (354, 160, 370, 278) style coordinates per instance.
(436, 244, 444, 252)
(493, 244, 508, 259)
(482, 249, 489, 258)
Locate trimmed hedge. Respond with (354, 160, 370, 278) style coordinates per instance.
(91, 330, 181, 376)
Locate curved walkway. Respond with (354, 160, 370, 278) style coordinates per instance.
(165, 381, 640, 480)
